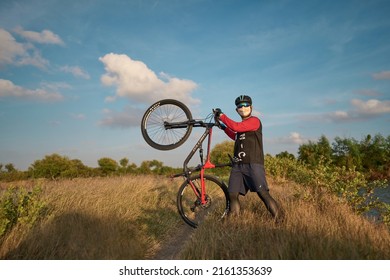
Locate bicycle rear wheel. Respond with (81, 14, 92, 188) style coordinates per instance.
(141, 99, 193, 150)
(177, 174, 230, 228)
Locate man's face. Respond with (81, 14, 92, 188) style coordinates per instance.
(236, 102, 252, 118)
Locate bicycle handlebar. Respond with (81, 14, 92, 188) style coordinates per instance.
(164, 119, 216, 130)
(164, 109, 222, 131)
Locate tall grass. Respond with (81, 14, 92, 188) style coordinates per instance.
(180, 178, 390, 259)
(1, 174, 389, 260)
(0, 175, 182, 259)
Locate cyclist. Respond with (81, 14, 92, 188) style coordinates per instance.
(214, 95, 283, 222)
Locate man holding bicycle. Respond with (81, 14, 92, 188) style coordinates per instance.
(214, 95, 283, 222)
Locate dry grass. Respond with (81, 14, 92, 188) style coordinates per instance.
(0, 175, 182, 259)
(179, 177, 390, 259)
(1, 175, 389, 260)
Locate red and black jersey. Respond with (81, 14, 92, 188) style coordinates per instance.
(219, 114, 264, 165)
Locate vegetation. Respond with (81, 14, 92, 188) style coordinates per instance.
(0, 133, 389, 259)
(0, 185, 47, 238)
(0, 133, 388, 181)
(0, 176, 182, 259)
(0, 175, 389, 259)
(180, 177, 390, 259)
(0, 154, 182, 181)
(265, 155, 389, 226)
(296, 134, 390, 180)
(208, 136, 389, 227)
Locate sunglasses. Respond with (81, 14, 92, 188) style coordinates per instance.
(236, 103, 251, 109)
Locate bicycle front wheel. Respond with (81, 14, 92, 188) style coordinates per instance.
(177, 174, 230, 228)
(141, 99, 193, 150)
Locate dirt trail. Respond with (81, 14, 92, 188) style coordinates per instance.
(150, 223, 194, 260)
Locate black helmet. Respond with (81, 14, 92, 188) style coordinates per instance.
(235, 95, 252, 106)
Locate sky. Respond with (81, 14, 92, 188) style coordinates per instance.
(0, 0, 390, 170)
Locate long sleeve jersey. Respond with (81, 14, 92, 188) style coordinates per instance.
(219, 114, 265, 165)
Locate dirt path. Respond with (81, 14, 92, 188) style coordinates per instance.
(150, 223, 194, 260)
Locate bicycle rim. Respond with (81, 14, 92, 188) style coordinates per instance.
(177, 174, 229, 228)
(141, 99, 193, 150)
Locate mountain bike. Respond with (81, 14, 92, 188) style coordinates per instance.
(141, 99, 231, 228)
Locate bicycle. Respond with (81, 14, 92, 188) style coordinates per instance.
(141, 99, 231, 228)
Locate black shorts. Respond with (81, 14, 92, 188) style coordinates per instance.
(228, 163, 269, 195)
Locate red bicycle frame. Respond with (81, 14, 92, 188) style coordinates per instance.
(182, 123, 216, 205)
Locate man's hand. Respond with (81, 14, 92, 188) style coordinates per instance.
(214, 108, 223, 117)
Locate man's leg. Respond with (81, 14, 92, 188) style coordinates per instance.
(229, 192, 241, 215)
(257, 189, 283, 221)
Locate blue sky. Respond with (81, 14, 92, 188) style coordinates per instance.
(1, 0, 390, 170)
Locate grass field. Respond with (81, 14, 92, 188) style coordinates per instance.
(1, 174, 389, 259)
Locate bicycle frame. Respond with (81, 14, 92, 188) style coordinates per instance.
(142, 100, 231, 227)
(169, 119, 228, 206)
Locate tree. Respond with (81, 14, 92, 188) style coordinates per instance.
(29, 154, 73, 179)
(61, 159, 92, 178)
(298, 135, 332, 165)
(360, 134, 389, 177)
(5, 163, 16, 173)
(298, 140, 318, 165)
(0, 163, 27, 181)
(332, 137, 362, 170)
(119, 158, 129, 169)
(97, 157, 118, 175)
(276, 151, 295, 160)
(139, 161, 152, 174)
(118, 157, 130, 174)
(126, 163, 138, 174)
(138, 160, 164, 174)
(210, 140, 234, 176)
(149, 160, 163, 174)
(210, 140, 234, 164)
(317, 135, 332, 164)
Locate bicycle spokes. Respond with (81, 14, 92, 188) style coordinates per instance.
(177, 174, 229, 228)
(141, 99, 193, 150)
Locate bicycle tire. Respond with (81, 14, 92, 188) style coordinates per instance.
(141, 99, 193, 150)
(177, 174, 230, 228)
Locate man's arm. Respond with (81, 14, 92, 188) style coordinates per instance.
(223, 125, 236, 140)
(219, 114, 260, 132)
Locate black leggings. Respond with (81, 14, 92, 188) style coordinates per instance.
(229, 190, 281, 219)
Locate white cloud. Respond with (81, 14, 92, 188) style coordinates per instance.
(0, 79, 64, 102)
(0, 28, 25, 64)
(351, 99, 390, 115)
(13, 26, 64, 45)
(326, 110, 350, 122)
(60, 65, 90, 79)
(272, 132, 307, 145)
(288, 132, 306, 144)
(0, 28, 49, 68)
(16, 45, 49, 68)
(372, 70, 390, 80)
(294, 98, 390, 124)
(99, 53, 199, 104)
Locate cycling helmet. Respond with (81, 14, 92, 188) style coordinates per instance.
(235, 95, 252, 106)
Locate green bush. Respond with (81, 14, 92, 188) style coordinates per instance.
(265, 155, 389, 227)
(29, 154, 93, 179)
(0, 186, 47, 238)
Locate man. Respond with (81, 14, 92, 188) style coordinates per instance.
(215, 95, 282, 221)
